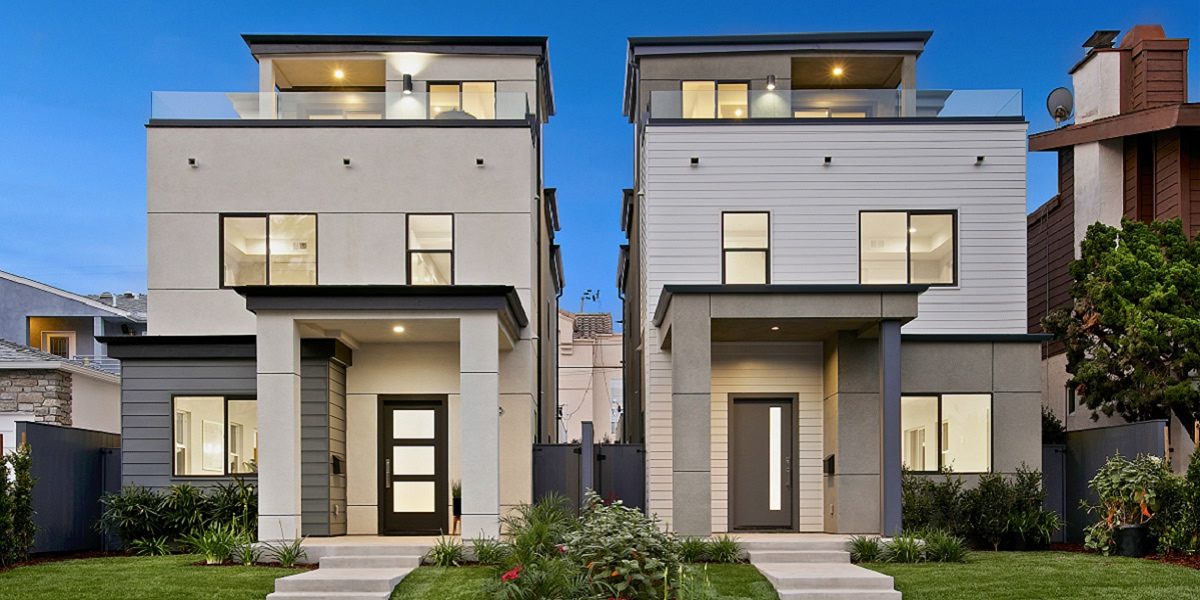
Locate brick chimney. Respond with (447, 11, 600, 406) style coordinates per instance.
(1120, 25, 1189, 111)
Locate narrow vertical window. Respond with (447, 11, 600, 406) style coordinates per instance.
(860, 211, 956, 285)
(722, 212, 769, 284)
(909, 213, 955, 285)
(769, 405, 782, 511)
(222, 214, 316, 286)
(408, 214, 454, 285)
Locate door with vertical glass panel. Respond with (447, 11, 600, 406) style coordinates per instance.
(380, 397, 447, 535)
(730, 397, 794, 530)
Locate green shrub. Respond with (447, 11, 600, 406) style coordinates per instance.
(500, 493, 574, 569)
(966, 473, 1014, 551)
(1042, 406, 1067, 444)
(208, 479, 257, 537)
(704, 535, 743, 564)
(492, 555, 592, 600)
(0, 450, 14, 567)
(882, 534, 925, 563)
(99, 483, 259, 550)
(1082, 453, 1172, 554)
(564, 492, 680, 599)
(426, 537, 465, 567)
(232, 536, 262, 565)
(263, 537, 307, 568)
(472, 537, 511, 566)
(902, 470, 968, 537)
(1157, 448, 1200, 555)
(183, 523, 239, 565)
(678, 537, 708, 563)
(163, 484, 209, 538)
(923, 530, 969, 563)
(848, 535, 883, 563)
(129, 536, 173, 557)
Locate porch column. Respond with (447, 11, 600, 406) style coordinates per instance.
(256, 313, 302, 541)
(460, 312, 500, 538)
(899, 55, 917, 117)
(879, 319, 902, 536)
(258, 57, 277, 118)
(671, 296, 712, 535)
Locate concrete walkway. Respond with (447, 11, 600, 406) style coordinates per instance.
(743, 535, 901, 600)
(265, 538, 434, 600)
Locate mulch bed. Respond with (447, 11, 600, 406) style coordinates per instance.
(0, 551, 121, 574)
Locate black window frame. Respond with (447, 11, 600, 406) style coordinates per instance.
(219, 213, 318, 288)
(170, 394, 259, 479)
(406, 213, 455, 285)
(721, 211, 770, 284)
(900, 392, 993, 475)
(680, 80, 751, 119)
(858, 209, 958, 287)
(426, 80, 498, 119)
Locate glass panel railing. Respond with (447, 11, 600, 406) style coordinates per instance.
(151, 91, 530, 121)
(648, 89, 1023, 120)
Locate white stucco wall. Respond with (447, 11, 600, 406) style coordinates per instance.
(1072, 139, 1125, 253)
(1072, 51, 1124, 124)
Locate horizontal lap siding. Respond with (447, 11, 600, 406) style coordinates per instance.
(301, 360, 331, 536)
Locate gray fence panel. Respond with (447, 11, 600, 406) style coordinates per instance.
(595, 444, 646, 512)
(15, 422, 122, 553)
(1064, 420, 1166, 543)
(533, 444, 581, 511)
(1041, 444, 1066, 543)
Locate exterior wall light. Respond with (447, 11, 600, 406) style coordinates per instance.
(343, 158, 351, 167)
(402, 74, 413, 95)
(476, 157, 485, 167)
(392, 325, 406, 333)
(766, 74, 777, 91)
(690, 157, 700, 166)
(824, 156, 832, 165)
(188, 158, 197, 168)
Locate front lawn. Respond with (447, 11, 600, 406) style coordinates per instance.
(390, 564, 779, 599)
(867, 551, 1200, 600)
(0, 554, 302, 600)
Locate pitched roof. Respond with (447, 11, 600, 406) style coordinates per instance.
(0, 270, 143, 321)
(0, 339, 120, 380)
(87, 293, 148, 321)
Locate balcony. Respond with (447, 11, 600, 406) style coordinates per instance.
(151, 91, 531, 121)
(647, 89, 1023, 121)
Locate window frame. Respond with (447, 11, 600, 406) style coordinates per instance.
(680, 80, 751, 119)
(219, 213, 319, 288)
(901, 392, 993, 474)
(405, 213, 456, 285)
(721, 211, 771, 284)
(858, 209, 958, 287)
(426, 80, 498, 118)
(40, 330, 76, 358)
(1066, 383, 1077, 415)
(170, 394, 258, 479)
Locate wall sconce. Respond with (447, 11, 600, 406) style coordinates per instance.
(475, 157, 485, 167)
(402, 74, 413, 95)
(187, 157, 197, 168)
(824, 156, 833, 165)
(343, 158, 351, 167)
(690, 157, 700, 166)
(975, 155, 985, 165)
(766, 74, 777, 91)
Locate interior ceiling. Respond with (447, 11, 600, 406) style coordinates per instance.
(790, 56, 904, 89)
(302, 318, 460, 344)
(273, 58, 386, 90)
(710, 318, 880, 342)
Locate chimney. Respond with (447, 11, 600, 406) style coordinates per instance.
(1120, 25, 1189, 111)
(98, 292, 115, 306)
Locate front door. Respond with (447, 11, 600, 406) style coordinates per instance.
(730, 397, 794, 530)
(379, 396, 447, 535)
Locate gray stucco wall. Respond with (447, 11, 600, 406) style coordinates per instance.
(0, 277, 115, 349)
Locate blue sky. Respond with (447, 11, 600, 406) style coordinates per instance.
(1, 1, 1196, 324)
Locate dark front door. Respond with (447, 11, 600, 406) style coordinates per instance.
(379, 396, 447, 535)
(730, 397, 794, 530)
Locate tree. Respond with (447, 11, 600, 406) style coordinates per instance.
(1044, 218, 1200, 431)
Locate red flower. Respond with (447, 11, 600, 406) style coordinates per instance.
(501, 566, 522, 582)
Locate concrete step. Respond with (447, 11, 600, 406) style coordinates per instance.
(273, 568, 412, 594)
(319, 555, 422, 569)
(756, 563, 897, 591)
(299, 543, 432, 562)
(267, 593, 390, 600)
(776, 589, 902, 600)
(746, 550, 851, 563)
(741, 539, 850, 552)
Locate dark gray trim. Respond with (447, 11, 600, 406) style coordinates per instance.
(236, 284, 529, 328)
(100, 335, 354, 363)
(879, 320, 902, 536)
(147, 118, 534, 129)
(653, 284, 930, 326)
(858, 209, 958, 287)
(899, 392, 995, 476)
(627, 31, 933, 48)
(901, 333, 1052, 343)
(647, 117, 1028, 126)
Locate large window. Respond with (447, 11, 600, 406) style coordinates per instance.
(408, 214, 454, 285)
(222, 214, 317, 286)
(172, 396, 258, 477)
(682, 81, 749, 119)
(901, 393, 991, 473)
(860, 211, 956, 285)
(722, 212, 769, 284)
(428, 81, 496, 119)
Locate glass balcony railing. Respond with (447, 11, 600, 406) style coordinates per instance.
(151, 91, 531, 121)
(647, 89, 1023, 120)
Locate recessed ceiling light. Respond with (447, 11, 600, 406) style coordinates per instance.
(333, 69, 345, 80)
(392, 325, 406, 333)
(770, 326, 781, 331)
(909, 227, 918, 233)
(831, 66, 845, 77)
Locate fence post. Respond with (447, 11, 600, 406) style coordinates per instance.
(580, 422, 594, 508)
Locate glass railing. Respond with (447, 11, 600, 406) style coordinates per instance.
(151, 91, 530, 121)
(647, 89, 1023, 120)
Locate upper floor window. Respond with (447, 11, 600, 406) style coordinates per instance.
(859, 211, 956, 285)
(428, 81, 496, 119)
(682, 81, 749, 119)
(901, 393, 991, 473)
(722, 212, 769, 284)
(408, 214, 454, 285)
(222, 214, 317, 286)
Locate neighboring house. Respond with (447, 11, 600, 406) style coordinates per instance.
(618, 31, 1042, 536)
(103, 34, 562, 541)
(1028, 25, 1199, 469)
(557, 310, 623, 441)
(0, 270, 146, 373)
(0, 340, 121, 451)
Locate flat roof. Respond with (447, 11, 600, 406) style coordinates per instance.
(627, 31, 932, 48)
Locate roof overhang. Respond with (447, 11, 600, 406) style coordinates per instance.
(236, 285, 528, 330)
(100, 335, 352, 365)
(1029, 104, 1200, 151)
(0, 360, 120, 384)
(0, 270, 140, 321)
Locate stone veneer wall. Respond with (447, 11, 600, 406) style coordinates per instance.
(0, 369, 72, 426)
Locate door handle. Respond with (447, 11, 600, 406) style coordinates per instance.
(385, 458, 391, 489)
(785, 457, 792, 488)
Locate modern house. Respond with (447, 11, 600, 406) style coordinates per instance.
(1028, 25, 1199, 468)
(103, 34, 562, 541)
(617, 31, 1042, 536)
(557, 310, 623, 441)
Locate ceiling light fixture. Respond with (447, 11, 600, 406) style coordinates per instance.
(402, 74, 414, 95)
(831, 66, 845, 77)
(392, 325, 406, 334)
(908, 227, 918, 233)
(770, 326, 781, 331)
(333, 68, 345, 80)
(766, 74, 777, 91)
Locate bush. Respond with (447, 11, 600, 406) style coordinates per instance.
(99, 483, 258, 550)
(678, 537, 708, 563)
(564, 493, 680, 599)
(1157, 449, 1200, 555)
(426, 537, 465, 567)
(922, 530, 969, 563)
(904, 466, 1060, 551)
(499, 493, 574, 570)
(1082, 453, 1172, 554)
(183, 523, 240, 565)
(882, 534, 925, 563)
(902, 470, 968, 537)
(0, 445, 37, 567)
(704, 535, 743, 564)
(849, 536, 883, 563)
(1042, 406, 1067, 444)
(472, 537, 511, 566)
(966, 473, 1014, 551)
(493, 555, 591, 600)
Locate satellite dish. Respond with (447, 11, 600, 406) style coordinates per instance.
(1046, 87, 1074, 127)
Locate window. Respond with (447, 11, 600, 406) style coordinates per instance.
(1066, 383, 1077, 415)
(901, 393, 991, 473)
(172, 396, 258, 476)
(681, 81, 749, 119)
(860, 211, 956, 285)
(722, 212, 769, 284)
(428, 81, 496, 119)
(222, 214, 317, 286)
(41, 331, 75, 358)
(407, 214, 454, 285)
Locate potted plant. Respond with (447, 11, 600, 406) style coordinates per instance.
(1083, 454, 1169, 557)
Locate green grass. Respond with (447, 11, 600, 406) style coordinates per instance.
(0, 554, 302, 600)
(866, 551, 1200, 600)
(389, 564, 777, 600)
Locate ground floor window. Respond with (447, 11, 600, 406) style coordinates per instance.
(901, 393, 991, 473)
(172, 396, 258, 476)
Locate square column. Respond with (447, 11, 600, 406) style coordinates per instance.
(460, 312, 501, 538)
(670, 297, 712, 535)
(256, 313, 302, 541)
(878, 319, 902, 536)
